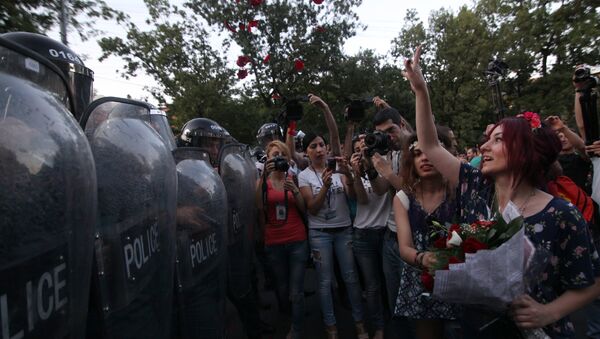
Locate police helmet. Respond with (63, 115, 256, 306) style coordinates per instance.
(2, 32, 94, 122)
(178, 118, 231, 146)
(256, 123, 282, 147)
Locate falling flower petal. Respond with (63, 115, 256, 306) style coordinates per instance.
(313, 0, 324, 4)
(250, 0, 262, 6)
(236, 55, 251, 67)
(263, 54, 271, 64)
(224, 20, 237, 33)
(237, 69, 248, 79)
(294, 59, 304, 72)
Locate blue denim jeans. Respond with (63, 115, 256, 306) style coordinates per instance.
(309, 227, 364, 326)
(265, 240, 308, 338)
(382, 229, 415, 338)
(353, 227, 385, 330)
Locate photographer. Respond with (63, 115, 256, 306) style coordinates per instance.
(361, 97, 415, 336)
(348, 134, 389, 339)
(573, 66, 600, 339)
(256, 140, 307, 339)
(298, 94, 368, 339)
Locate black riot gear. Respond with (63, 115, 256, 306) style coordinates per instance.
(0, 36, 96, 338)
(2, 32, 94, 122)
(172, 148, 228, 338)
(178, 118, 231, 166)
(82, 99, 177, 339)
(256, 123, 282, 148)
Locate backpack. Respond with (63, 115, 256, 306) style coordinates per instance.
(547, 175, 595, 223)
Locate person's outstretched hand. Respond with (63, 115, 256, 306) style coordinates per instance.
(308, 93, 329, 110)
(402, 45, 427, 93)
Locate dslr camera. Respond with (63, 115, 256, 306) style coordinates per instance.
(270, 155, 290, 172)
(280, 96, 310, 123)
(574, 64, 600, 89)
(364, 131, 391, 157)
(346, 97, 374, 122)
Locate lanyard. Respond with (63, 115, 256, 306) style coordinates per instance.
(311, 166, 331, 208)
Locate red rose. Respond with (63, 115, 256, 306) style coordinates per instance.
(448, 256, 462, 264)
(237, 69, 248, 79)
(313, 0, 324, 4)
(294, 59, 304, 72)
(263, 54, 271, 64)
(239, 23, 246, 31)
(250, 0, 262, 6)
(236, 55, 251, 67)
(420, 271, 434, 291)
(433, 237, 447, 249)
(516, 111, 542, 129)
(474, 220, 495, 228)
(461, 237, 488, 253)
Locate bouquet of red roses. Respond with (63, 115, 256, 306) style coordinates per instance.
(421, 216, 537, 311)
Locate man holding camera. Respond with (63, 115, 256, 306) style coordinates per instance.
(358, 97, 414, 336)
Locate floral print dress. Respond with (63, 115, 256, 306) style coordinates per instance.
(457, 163, 600, 338)
(394, 192, 459, 320)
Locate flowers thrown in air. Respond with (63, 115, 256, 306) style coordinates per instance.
(516, 111, 542, 130)
(237, 69, 248, 79)
(313, 0, 324, 4)
(236, 55, 251, 67)
(294, 59, 304, 72)
(314, 25, 326, 33)
(263, 54, 271, 64)
(250, 0, 262, 6)
(248, 20, 259, 32)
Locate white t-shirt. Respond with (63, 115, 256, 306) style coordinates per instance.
(592, 157, 600, 205)
(385, 150, 402, 233)
(354, 177, 391, 229)
(298, 167, 351, 228)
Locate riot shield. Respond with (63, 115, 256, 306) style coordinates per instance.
(0, 38, 96, 338)
(81, 97, 177, 152)
(218, 144, 258, 299)
(172, 148, 228, 339)
(83, 99, 177, 338)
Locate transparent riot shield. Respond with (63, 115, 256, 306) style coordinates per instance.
(218, 144, 258, 299)
(83, 99, 177, 339)
(81, 97, 176, 152)
(172, 148, 228, 339)
(0, 38, 96, 338)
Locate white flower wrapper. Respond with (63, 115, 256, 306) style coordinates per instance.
(432, 227, 535, 312)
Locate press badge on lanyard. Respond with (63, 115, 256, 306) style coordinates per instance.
(275, 203, 287, 221)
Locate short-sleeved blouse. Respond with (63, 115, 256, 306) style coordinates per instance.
(457, 163, 600, 338)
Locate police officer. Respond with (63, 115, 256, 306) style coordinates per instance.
(2, 32, 94, 121)
(0, 34, 96, 338)
(178, 118, 232, 167)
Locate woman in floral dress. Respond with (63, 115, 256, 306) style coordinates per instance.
(393, 130, 459, 339)
(404, 45, 600, 339)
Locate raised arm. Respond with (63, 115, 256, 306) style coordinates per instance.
(405, 46, 460, 188)
(309, 94, 341, 156)
(545, 115, 588, 159)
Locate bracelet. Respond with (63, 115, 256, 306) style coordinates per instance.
(414, 251, 424, 266)
(417, 252, 426, 267)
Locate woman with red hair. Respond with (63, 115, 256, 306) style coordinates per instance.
(404, 46, 600, 338)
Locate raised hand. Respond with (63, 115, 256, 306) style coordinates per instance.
(308, 93, 329, 110)
(402, 45, 427, 93)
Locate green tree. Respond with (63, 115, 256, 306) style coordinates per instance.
(0, 0, 126, 41)
(98, 1, 236, 133)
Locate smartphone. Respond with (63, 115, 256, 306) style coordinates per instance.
(327, 158, 336, 171)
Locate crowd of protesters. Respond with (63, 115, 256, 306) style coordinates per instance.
(246, 47, 600, 339)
